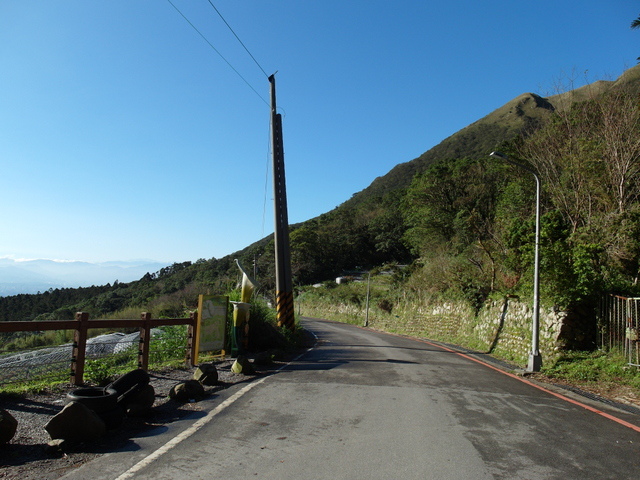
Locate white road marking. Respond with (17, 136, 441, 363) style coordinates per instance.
(114, 346, 314, 480)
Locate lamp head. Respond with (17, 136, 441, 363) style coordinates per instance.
(490, 151, 508, 160)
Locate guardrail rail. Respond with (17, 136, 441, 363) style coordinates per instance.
(0, 311, 198, 385)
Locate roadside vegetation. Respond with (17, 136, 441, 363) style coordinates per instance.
(3, 66, 640, 396)
(0, 291, 301, 394)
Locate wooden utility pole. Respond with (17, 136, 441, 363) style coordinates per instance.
(269, 74, 295, 330)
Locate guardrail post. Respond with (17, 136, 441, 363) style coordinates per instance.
(186, 311, 198, 367)
(139, 312, 152, 370)
(70, 312, 89, 385)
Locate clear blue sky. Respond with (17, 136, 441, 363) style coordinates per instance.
(1, 1, 638, 265)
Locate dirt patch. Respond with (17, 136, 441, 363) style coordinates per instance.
(0, 359, 258, 480)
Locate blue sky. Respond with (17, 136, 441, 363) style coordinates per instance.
(1, 1, 638, 265)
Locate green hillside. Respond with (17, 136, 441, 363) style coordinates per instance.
(347, 91, 555, 207)
(3, 65, 640, 336)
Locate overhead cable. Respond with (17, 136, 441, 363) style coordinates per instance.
(206, 0, 269, 78)
(167, 0, 269, 107)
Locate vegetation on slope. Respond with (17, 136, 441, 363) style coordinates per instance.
(2, 66, 640, 360)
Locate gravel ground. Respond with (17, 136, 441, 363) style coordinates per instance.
(2, 335, 640, 480)
(0, 358, 264, 480)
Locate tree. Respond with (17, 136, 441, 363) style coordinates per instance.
(518, 83, 640, 289)
(631, 15, 640, 60)
(402, 157, 510, 295)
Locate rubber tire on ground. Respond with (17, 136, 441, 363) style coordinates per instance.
(107, 369, 150, 396)
(66, 387, 118, 414)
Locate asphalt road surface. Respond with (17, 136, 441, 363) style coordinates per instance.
(62, 317, 640, 480)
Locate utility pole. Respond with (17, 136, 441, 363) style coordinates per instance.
(269, 74, 295, 330)
(490, 151, 542, 372)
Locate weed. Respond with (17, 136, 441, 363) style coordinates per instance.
(543, 350, 640, 390)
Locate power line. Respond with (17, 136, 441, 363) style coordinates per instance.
(166, 0, 269, 107)
(206, 0, 269, 78)
(199, 1, 277, 237)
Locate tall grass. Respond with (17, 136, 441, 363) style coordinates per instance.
(1, 330, 74, 353)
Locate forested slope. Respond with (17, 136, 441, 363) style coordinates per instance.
(3, 65, 640, 326)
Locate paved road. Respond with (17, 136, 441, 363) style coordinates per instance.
(63, 317, 640, 480)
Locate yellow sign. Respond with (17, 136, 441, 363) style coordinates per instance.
(195, 295, 228, 357)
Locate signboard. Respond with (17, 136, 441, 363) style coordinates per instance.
(195, 295, 229, 357)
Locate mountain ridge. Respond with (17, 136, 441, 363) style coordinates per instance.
(4, 65, 640, 307)
(0, 258, 167, 296)
(343, 64, 640, 211)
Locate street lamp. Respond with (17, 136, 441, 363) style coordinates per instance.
(490, 151, 542, 372)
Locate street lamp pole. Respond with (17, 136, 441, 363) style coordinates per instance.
(490, 151, 542, 372)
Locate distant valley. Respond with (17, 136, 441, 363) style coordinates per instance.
(0, 258, 167, 296)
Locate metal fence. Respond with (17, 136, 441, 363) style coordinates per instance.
(0, 329, 190, 387)
(0, 343, 73, 385)
(599, 295, 640, 367)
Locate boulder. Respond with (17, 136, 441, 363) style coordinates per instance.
(252, 351, 274, 366)
(169, 380, 205, 402)
(0, 409, 18, 444)
(231, 355, 255, 374)
(124, 384, 156, 416)
(193, 363, 218, 386)
(45, 401, 106, 442)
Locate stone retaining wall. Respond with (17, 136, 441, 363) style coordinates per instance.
(300, 296, 570, 367)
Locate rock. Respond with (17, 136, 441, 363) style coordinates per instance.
(124, 384, 156, 416)
(252, 351, 274, 366)
(231, 355, 255, 374)
(98, 405, 126, 430)
(169, 380, 205, 402)
(46, 438, 68, 456)
(0, 409, 18, 444)
(193, 363, 219, 386)
(45, 401, 106, 442)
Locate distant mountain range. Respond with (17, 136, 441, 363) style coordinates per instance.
(0, 258, 167, 296)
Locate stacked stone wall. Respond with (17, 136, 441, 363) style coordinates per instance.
(300, 296, 569, 368)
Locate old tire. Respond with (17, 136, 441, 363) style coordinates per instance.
(107, 369, 150, 397)
(66, 387, 118, 414)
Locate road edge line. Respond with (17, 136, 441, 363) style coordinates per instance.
(114, 347, 314, 480)
(412, 335, 640, 433)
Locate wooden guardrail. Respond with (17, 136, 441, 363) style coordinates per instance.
(0, 311, 199, 385)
